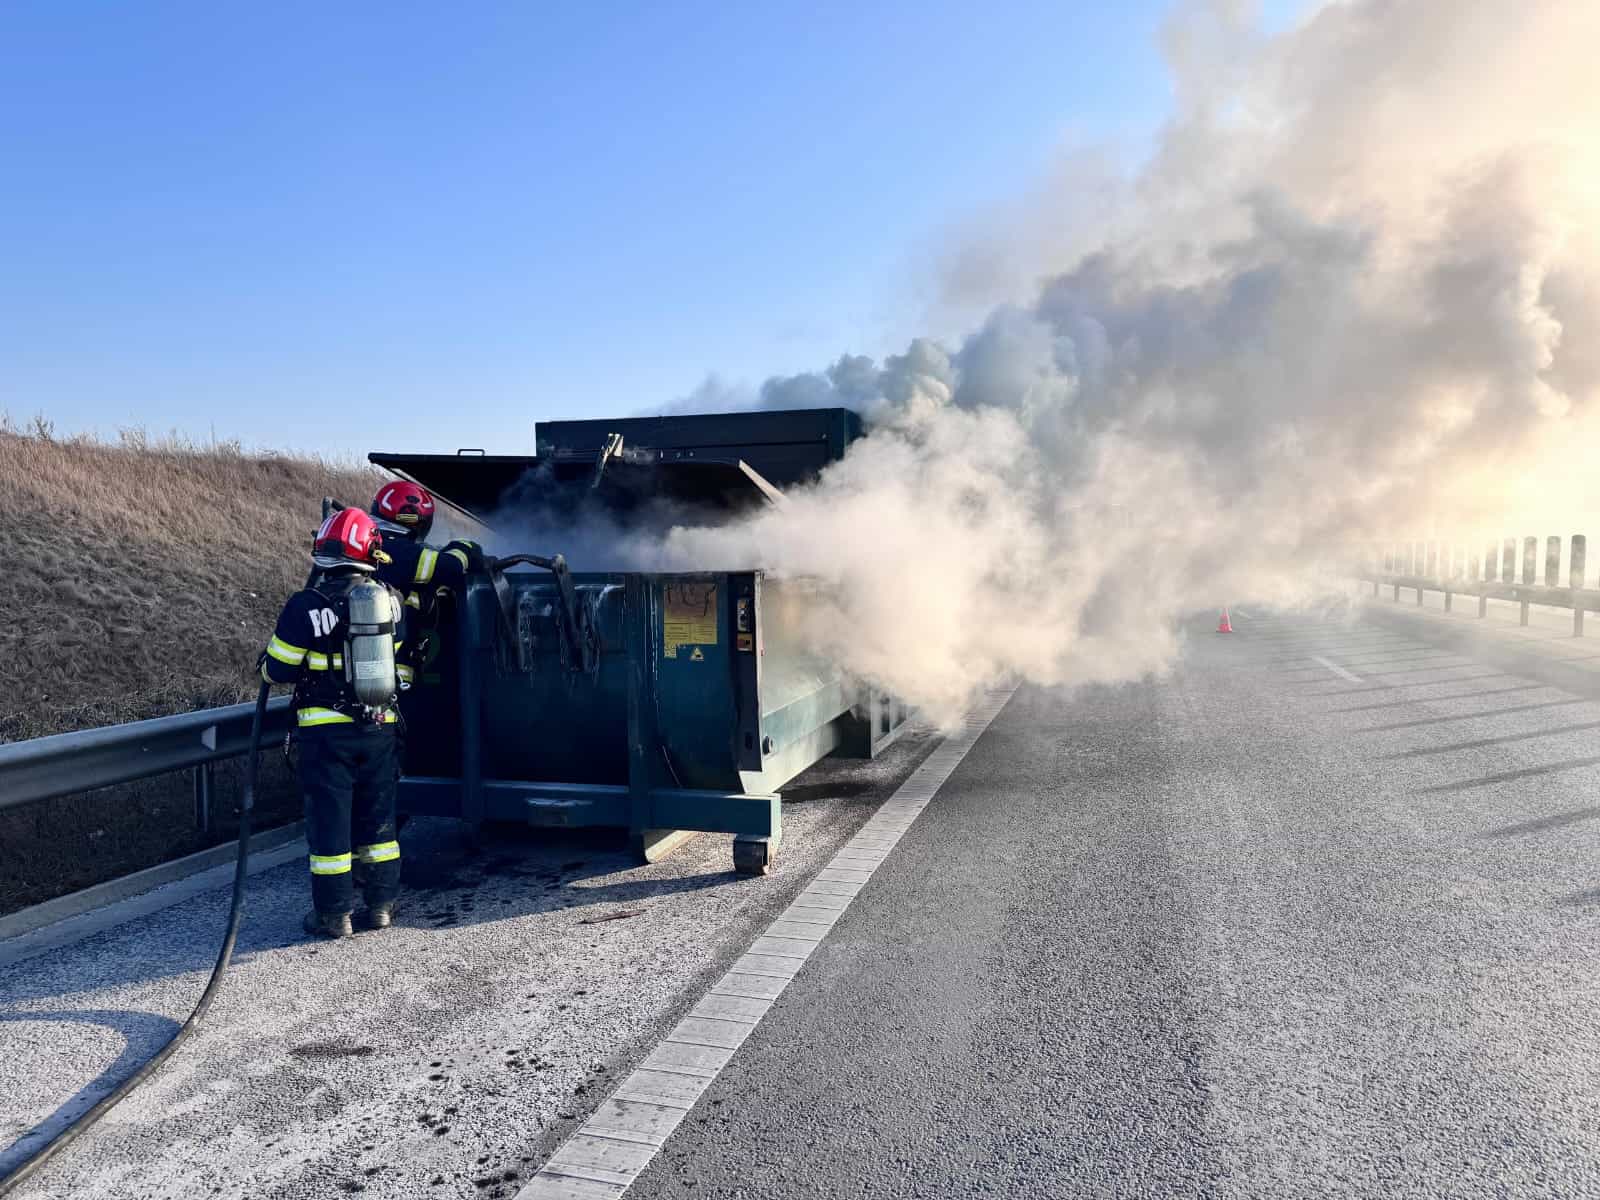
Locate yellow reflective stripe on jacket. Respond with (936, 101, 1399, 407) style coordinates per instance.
(405, 591, 421, 609)
(414, 548, 439, 584)
(296, 707, 399, 727)
(304, 652, 345, 671)
(445, 547, 469, 569)
(266, 635, 307, 666)
(308, 852, 352, 876)
(396, 664, 415, 683)
(297, 707, 354, 727)
(356, 841, 400, 864)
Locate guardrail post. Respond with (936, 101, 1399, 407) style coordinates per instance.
(1574, 535, 1588, 636)
(1426, 542, 1438, 580)
(192, 761, 214, 836)
(1547, 536, 1561, 588)
(1520, 536, 1537, 625)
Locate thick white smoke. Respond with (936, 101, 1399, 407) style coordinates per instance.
(523, 1, 1600, 723)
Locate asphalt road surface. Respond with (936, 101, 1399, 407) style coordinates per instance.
(624, 607, 1600, 1199)
(11, 600, 1600, 1198)
(0, 730, 943, 1199)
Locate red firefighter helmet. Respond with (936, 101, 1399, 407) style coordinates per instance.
(372, 480, 436, 541)
(313, 508, 387, 570)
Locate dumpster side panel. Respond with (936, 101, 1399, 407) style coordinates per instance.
(479, 573, 631, 786)
(652, 573, 746, 792)
(397, 567, 860, 832)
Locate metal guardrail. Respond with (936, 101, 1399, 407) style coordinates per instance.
(0, 697, 293, 830)
(1360, 534, 1597, 634)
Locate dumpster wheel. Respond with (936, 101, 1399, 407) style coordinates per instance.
(733, 835, 775, 876)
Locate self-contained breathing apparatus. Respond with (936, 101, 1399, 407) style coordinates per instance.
(297, 572, 403, 724)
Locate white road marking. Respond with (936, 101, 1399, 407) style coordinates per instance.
(517, 687, 1019, 1200)
(1230, 607, 1252, 619)
(1311, 655, 1362, 683)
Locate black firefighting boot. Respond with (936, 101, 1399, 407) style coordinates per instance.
(303, 910, 354, 938)
(358, 899, 398, 931)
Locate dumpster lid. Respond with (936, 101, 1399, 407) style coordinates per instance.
(367, 450, 785, 526)
(535, 407, 862, 489)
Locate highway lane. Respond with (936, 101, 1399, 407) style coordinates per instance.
(623, 610, 1600, 1199)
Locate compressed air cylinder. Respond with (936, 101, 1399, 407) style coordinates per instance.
(345, 578, 398, 707)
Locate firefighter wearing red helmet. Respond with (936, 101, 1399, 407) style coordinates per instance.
(259, 508, 410, 938)
(369, 480, 478, 624)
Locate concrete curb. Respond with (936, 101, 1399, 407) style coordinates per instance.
(0, 822, 307, 967)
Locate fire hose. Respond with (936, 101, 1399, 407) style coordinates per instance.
(0, 681, 270, 1197)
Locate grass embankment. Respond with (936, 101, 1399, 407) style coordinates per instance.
(0, 424, 387, 914)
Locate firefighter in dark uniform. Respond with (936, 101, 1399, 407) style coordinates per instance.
(368, 480, 480, 623)
(260, 508, 411, 938)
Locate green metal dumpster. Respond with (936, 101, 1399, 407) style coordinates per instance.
(371, 408, 909, 874)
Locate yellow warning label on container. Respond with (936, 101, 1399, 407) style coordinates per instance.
(663, 582, 718, 659)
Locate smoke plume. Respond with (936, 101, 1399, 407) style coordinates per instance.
(519, 0, 1600, 723)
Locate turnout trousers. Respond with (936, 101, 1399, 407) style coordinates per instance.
(296, 723, 401, 914)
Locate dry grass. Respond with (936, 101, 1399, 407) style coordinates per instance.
(0, 422, 384, 740)
(0, 423, 388, 913)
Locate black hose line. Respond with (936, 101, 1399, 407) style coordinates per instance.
(0, 681, 270, 1197)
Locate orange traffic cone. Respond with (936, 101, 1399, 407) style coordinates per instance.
(1217, 607, 1233, 634)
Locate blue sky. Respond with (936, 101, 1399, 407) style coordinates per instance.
(0, 1, 1299, 456)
